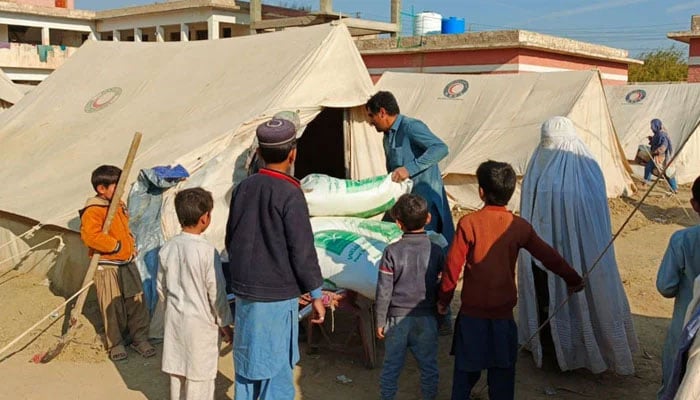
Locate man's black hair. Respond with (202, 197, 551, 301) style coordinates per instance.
(366, 91, 400, 115)
(693, 175, 700, 202)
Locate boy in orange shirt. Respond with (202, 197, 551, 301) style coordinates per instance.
(80, 165, 154, 361)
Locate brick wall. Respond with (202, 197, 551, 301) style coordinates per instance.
(689, 66, 700, 83)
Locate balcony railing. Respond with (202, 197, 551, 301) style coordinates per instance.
(0, 42, 79, 70)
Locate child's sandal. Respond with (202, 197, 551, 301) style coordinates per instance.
(130, 341, 156, 358)
(109, 344, 128, 361)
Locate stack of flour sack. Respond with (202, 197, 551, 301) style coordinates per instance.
(301, 173, 449, 300)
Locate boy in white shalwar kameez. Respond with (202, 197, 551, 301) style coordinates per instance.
(158, 187, 233, 400)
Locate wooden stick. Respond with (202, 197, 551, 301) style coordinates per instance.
(0, 281, 92, 358)
(71, 132, 142, 323)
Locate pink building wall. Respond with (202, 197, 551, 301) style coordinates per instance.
(14, 0, 74, 9)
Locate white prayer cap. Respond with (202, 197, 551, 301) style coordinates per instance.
(541, 116, 577, 140)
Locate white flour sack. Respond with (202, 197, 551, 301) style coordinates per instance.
(313, 230, 386, 299)
(301, 174, 413, 218)
(311, 218, 449, 299)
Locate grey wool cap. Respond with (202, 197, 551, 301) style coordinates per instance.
(256, 118, 297, 147)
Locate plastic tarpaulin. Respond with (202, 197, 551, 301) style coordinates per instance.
(128, 165, 188, 313)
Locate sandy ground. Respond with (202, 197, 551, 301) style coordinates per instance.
(0, 180, 696, 400)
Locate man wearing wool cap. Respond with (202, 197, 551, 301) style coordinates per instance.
(225, 117, 326, 399)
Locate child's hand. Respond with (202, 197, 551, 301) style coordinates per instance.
(567, 281, 585, 295)
(220, 326, 233, 344)
(376, 327, 385, 339)
(437, 303, 448, 315)
(310, 298, 326, 324)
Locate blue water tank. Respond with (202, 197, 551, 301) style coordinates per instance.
(441, 17, 466, 34)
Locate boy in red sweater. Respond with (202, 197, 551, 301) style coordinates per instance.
(437, 160, 584, 400)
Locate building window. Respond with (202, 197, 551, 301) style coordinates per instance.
(82, 33, 89, 42)
(170, 32, 181, 41)
(127, 36, 134, 41)
(142, 34, 149, 41)
(196, 30, 207, 40)
(223, 27, 232, 38)
(8, 25, 41, 45)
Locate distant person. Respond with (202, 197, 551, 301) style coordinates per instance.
(437, 160, 584, 400)
(375, 194, 444, 400)
(158, 188, 233, 400)
(79, 165, 155, 361)
(657, 175, 700, 399)
(226, 118, 326, 399)
(645, 118, 678, 193)
(517, 116, 638, 375)
(365, 91, 455, 245)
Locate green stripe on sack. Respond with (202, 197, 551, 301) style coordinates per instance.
(349, 198, 396, 218)
(344, 175, 387, 193)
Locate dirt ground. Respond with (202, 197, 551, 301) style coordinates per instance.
(0, 180, 696, 400)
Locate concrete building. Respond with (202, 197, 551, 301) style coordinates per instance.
(0, 0, 306, 82)
(356, 30, 642, 86)
(668, 15, 700, 82)
(0, 0, 640, 85)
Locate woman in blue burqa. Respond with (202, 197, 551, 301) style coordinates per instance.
(517, 116, 638, 375)
(644, 118, 678, 193)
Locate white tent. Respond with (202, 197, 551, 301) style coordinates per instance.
(605, 83, 700, 184)
(373, 71, 635, 210)
(0, 67, 23, 110)
(0, 23, 385, 295)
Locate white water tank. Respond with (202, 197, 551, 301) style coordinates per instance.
(414, 11, 442, 36)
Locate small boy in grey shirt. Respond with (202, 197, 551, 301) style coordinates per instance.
(375, 194, 444, 400)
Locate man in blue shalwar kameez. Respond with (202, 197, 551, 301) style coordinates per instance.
(365, 91, 455, 246)
(657, 175, 700, 399)
(226, 118, 326, 399)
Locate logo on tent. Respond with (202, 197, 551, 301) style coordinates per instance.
(443, 79, 469, 99)
(625, 89, 646, 104)
(85, 87, 123, 113)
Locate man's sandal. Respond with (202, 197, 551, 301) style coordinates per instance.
(130, 341, 156, 358)
(109, 344, 128, 361)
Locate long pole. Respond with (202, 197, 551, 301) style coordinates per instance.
(71, 132, 142, 324)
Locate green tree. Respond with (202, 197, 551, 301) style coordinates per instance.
(628, 46, 688, 83)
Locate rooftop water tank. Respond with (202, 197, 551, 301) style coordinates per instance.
(442, 17, 466, 35)
(414, 12, 442, 36)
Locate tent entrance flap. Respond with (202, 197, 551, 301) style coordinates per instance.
(295, 107, 346, 180)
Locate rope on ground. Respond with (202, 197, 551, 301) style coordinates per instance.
(0, 235, 65, 268)
(0, 280, 93, 359)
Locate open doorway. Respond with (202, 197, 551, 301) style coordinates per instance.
(294, 107, 346, 180)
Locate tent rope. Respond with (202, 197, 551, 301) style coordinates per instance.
(0, 223, 43, 252)
(0, 235, 65, 268)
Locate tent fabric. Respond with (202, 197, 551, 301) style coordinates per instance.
(374, 71, 635, 211)
(0, 67, 23, 105)
(605, 83, 700, 184)
(517, 116, 637, 375)
(0, 23, 383, 293)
